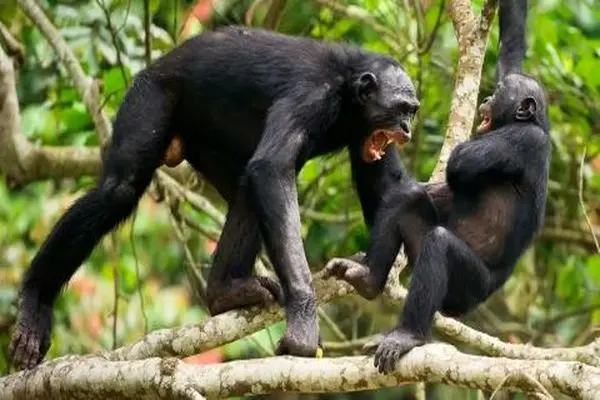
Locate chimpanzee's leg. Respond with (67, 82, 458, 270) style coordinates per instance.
(240, 94, 336, 357)
(325, 179, 438, 300)
(10, 72, 176, 369)
(205, 193, 283, 315)
(371, 226, 491, 374)
(185, 148, 283, 315)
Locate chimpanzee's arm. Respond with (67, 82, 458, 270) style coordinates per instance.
(349, 147, 406, 229)
(497, 0, 528, 79)
(243, 90, 337, 356)
(446, 127, 538, 189)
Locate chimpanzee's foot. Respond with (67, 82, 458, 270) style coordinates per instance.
(275, 294, 321, 357)
(207, 276, 284, 315)
(9, 293, 53, 370)
(364, 329, 427, 374)
(323, 254, 383, 300)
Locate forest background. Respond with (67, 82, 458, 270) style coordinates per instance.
(0, 0, 599, 398)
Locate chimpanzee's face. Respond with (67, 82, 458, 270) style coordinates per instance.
(353, 63, 420, 162)
(476, 73, 547, 135)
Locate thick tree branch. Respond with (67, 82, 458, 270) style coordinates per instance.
(100, 256, 600, 370)
(0, 46, 195, 187)
(1, 262, 599, 397)
(2, 344, 599, 399)
(0, 46, 101, 186)
(430, 0, 498, 180)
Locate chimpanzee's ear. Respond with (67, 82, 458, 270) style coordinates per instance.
(515, 96, 537, 121)
(354, 72, 378, 104)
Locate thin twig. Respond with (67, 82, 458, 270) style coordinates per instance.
(479, 0, 499, 33)
(301, 209, 361, 224)
(143, 0, 152, 66)
(0, 21, 24, 64)
(299, 156, 346, 204)
(114, 0, 133, 36)
(172, 0, 179, 42)
(414, 382, 426, 400)
(489, 373, 512, 399)
(110, 233, 120, 350)
(157, 171, 225, 226)
(17, 0, 112, 146)
(129, 212, 149, 334)
(323, 335, 375, 352)
(311, 0, 404, 55)
(522, 372, 553, 399)
(418, 0, 445, 54)
(181, 213, 220, 241)
(578, 147, 600, 253)
(541, 303, 600, 332)
(96, 0, 129, 86)
(410, 13, 426, 173)
(263, 0, 287, 29)
(245, 0, 269, 26)
(169, 205, 208, 302)
(318, 308, 347, 342)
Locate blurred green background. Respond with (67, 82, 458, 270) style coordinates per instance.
(0, 0, 599, 398)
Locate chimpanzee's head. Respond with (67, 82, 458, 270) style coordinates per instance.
(476, 73, 548, 135)
(351, 59, 420, 162)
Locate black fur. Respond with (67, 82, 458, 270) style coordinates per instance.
(325, 0, 551, 374)
(10, 26, 421, 369)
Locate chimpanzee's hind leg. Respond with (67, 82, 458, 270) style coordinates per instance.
(370, 226, 492, 374)
(184, 149, 283, 315)
(10, 72, 177, 369)
(324, 181, 437, 300)
(205, 191, 284, 315)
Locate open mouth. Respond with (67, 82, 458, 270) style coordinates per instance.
(477, 113, 492, 133)
(362, 129, 410, 163)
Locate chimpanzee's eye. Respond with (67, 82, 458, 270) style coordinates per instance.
(395, 100, 419, 115)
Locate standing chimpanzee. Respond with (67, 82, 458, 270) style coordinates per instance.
(325, 0, 551, 374)
(9, 26, 427, 369)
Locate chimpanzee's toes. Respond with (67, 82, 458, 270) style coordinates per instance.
(255, 276, 284, 306)
(323, 255, 382, 300)
(323, 253, 365, 278)
(207, 277, 279, 315)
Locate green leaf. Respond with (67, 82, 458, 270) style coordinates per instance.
(586, 255, 600, 285)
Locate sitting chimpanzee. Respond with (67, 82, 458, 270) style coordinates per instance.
(10, 25, 427, 369)
(325, 0, 551, 374)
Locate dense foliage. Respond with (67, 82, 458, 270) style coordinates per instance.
(0, 0, 598, 398)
